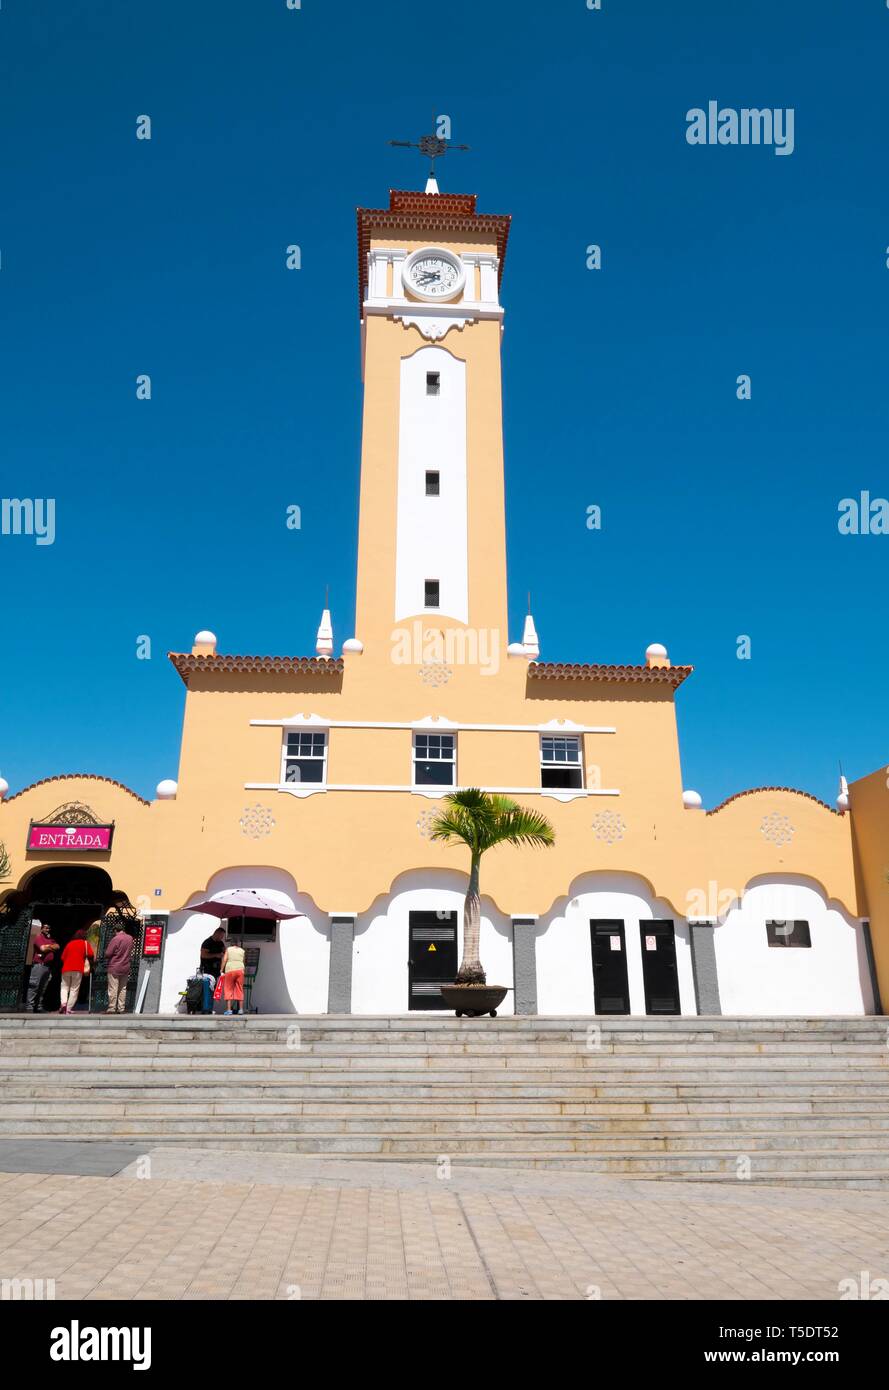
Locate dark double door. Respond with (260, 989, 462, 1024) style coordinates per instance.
(408, 911, 458, 1010)
(590, 919, 680, 1015)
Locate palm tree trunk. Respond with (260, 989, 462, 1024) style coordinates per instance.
(455, 852, 485, 984)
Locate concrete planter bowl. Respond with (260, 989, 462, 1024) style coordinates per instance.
(440, 984, 508, 1018)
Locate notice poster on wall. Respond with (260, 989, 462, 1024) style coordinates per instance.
(610, 936, 621, 951)
(645, 935, 657, 951)
(141, 917, 166, 957)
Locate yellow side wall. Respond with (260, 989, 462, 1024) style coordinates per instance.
(850, 765, 889, 1004)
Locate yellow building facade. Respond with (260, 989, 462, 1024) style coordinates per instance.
(1, 184, 886, 1018)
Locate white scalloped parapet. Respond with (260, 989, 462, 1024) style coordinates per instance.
(682, 789, 703, 810)
(156, 779, 178, 800)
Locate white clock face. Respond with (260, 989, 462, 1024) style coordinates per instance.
(404, 250, 464, 301)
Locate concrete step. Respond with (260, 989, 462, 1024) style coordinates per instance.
(1, 1108, 887, 1147)
(3, 1073, 889, 1101)
(4, 1125, 888, 1174)
(4, 1053, 888, 1080)
(4, 1091, 889, 1124)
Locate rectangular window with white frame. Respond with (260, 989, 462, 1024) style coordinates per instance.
(413, 732, 456, 788)
(540, 735, 584, 789)
(282, 730, 328, 785)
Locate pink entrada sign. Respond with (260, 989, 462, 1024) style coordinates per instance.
(27, 824, 113, 851)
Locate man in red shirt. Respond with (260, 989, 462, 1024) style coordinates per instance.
(27, 920, 60, 1013)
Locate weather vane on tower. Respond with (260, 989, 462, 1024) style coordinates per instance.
(388, 120, 469, 192)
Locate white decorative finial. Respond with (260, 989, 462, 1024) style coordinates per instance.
(342, 638, 364, 654)
(836, 773, 850, 812)
(682, 789, 703, 810)
(0, 776, 8, 800)
(521, 612, 539, 659)
(315, 608, 334, 658)
(425, 175, 440, 195)
(156, 779, 178, 800)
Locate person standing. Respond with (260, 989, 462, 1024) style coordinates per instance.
(220, 940, 246, 1016)
(103, 923, 135, 1013)
(27, 921, 60, 1012)
(59, 927, 96, 1015)
(200, 926, 226, 979)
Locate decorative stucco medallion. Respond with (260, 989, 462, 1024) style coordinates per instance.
(419, 661, 452, 688)
(416, 809, 439, 839)
(760, 811, 794, 846)
(591, 810, 626, 844)
(239, 804, 276, 839)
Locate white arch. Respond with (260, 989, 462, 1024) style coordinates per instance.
(159, 866, 328, 1015)
(714, 875, 873, 1016)
(535, 871, 696, 1016)
(352, 868, 513, 1015)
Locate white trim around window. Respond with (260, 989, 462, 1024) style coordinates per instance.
(540, 734, 584, 791)
(412, 731, 456, 790)
(281, 729, 328, 788)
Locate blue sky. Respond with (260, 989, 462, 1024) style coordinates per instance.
(2, 0, 887, 806)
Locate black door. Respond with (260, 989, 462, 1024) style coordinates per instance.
(408, 911, 458, 1010)
(640, 920, 680, 1015)
(590, 920, 630, 1014)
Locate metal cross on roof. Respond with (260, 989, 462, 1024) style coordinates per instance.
(388, 128, 470, 184)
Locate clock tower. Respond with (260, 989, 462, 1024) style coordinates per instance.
(354, 188, 511, 663)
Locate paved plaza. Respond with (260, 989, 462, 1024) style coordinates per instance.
(0, 1144, 887, 1300)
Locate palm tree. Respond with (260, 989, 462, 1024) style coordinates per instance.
(430, 789, 555, 985)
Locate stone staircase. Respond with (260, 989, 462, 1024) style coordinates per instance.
(1, 1015, 888, 1186)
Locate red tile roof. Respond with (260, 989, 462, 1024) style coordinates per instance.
(528, 662, 693, 690)
(169, 653, 344, 686)
(707, 786, 840, 816)
(2, 773, 150, 805)
(357, 189, 511, 316)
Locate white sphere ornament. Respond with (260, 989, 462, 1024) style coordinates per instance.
(0, 777, 8, 800)
(156, 779, 178, 800)
(836, 792, 850, 812)
(682, 789, 703, 810)
(194, 630, 217, 645)
(507, 642, 528, 658)
(646, 642, 668, 660)
(342, 638, 364, 654)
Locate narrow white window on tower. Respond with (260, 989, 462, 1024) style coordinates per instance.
(395, 347, 468, 624)
(424, 579, 440, 608)
(540, 735, 584, 790)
